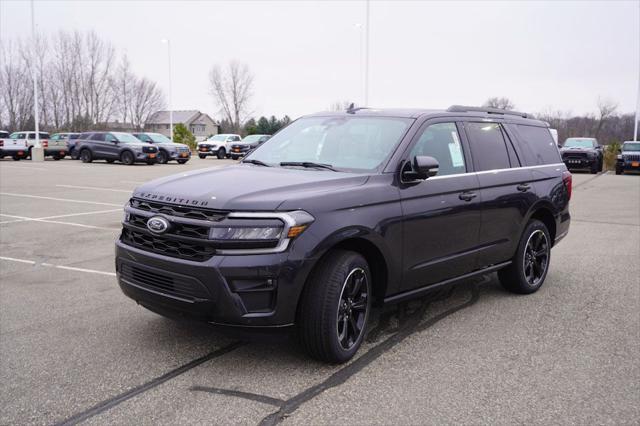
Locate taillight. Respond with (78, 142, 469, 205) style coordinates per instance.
(562, 170, 572, 200)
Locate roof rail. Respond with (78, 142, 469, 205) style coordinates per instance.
(446, 105, 529, 118)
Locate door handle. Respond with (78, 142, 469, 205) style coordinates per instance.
(459, 191, 477, 202)
(517, 183, 532, 192)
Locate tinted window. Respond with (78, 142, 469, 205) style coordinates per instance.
(69, 134, 81, 140)
(28, 133, 50, 139)
(514, 125, 561, 165)
(465, 122, 511, 171)
(90, 133, 106, 141)
(78, 133, 92, 140)
(409, 122, 466, 176)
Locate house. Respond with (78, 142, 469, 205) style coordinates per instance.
(145, 110, 219, 141)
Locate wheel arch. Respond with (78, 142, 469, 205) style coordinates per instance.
(525, 202, 557, 246)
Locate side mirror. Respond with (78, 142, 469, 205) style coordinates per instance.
(402, 155, 439, 182)
(557, 144, 562, 149)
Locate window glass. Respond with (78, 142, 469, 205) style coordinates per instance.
(465, 122, 511, 171)
(78, 133, 92, 139)
(515, 125, 562, 165)
(247, 116, 413, 172)
(90, 133, 106, 141)
(28, 133, 50, 139)
(105, 133, 117, 142)
(409, 122, 466, 176)
(10, 133, 19, 139)
(564, 138, 596, 148)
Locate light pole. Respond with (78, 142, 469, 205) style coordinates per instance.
(354, 23, 364, 106)
(364, 0, 370, 106)
(30, 0, 43, 161)
(161, 39, 173, 142)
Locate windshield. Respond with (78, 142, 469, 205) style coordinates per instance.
(113, 132, 141, 143)
(241, 135, 264, 144)
(148, 133, 172, 143)
(134, 133, 152, 142)
(623, 143, 640, 152)
(207, 135, 228, 142)
(564, 138, 596, 148)
(245, 116, 413, 172)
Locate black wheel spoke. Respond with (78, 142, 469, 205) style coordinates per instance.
(336, 267, 369, 351)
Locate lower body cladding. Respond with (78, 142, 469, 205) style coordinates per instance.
(115, 240, 315, 330)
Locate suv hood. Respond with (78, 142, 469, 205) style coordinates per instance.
(132, 164, 368, 211)
(561, 146, 596, 152)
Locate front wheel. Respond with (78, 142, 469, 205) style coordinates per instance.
(616, 167, 623, 175)
(120, 151, 135, 165)
(217, 148, 226, 159)
(177, 159, 188, 164)
(157, 150, 168, 164)
(498, 219, 551, 294)
(12, 156, 21, 161)
(80, 149, 93, 163)
(590, 161, 598, 174)
(198, 154, 206, 159)
(297, 250, 372, 363)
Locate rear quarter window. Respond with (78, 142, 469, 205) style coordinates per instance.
(511, 124, 561, 166)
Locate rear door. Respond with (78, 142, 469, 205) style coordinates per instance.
(399, 120, 482, 291)
(463, 121, 535, 268)
(103, 133, 121, 159)
(89, 133, 107, 158)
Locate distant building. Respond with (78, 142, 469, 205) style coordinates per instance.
(145, 110, 219, 141)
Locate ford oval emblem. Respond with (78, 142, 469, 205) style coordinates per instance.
(147, 216, 170, 234)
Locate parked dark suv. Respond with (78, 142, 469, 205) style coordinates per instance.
(616, 141, 640, 175)
(116, 106, 572, 363)
(75, 132, 158, 165)
(560, 137, 603, 174)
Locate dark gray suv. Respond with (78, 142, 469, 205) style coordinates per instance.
(116, 105, 572, 363)
(75, 132, 158, 165)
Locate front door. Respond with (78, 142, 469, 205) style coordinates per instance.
(399, 121, 482, 291)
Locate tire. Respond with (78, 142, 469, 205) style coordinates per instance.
(198, 154, 206, 159)
(177, 159, 188, 164)
(598, 158, 604, 172)
(498, 219, 551, 295)
(120, 151, 135, 165)
(231, 155, 239, 160)
(12, 156, 21, 161)
(590, 161, 598, 174)
(146, 160, 155, 165)
(80, 149, 93, 163)
(157, 150, 168, 164)
(297, 250, 372, 363)
(217, 148, 226, 159)
(106, 159, 115, 164)
(53, 156, 61, 161)
(71, 149, 79, 160)
(615, 167, 622, 175)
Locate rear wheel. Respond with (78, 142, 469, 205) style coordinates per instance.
(217, 148, 226, 159)
(498, 219, 551, 294)
(157, 150, 168, 164)
(297, 250, 372, 363)
(80, 149, 93, 163)
(120, 151, 134, 165)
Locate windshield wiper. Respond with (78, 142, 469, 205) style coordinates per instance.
(242, 159, 271, 167)
(279, 161, 337, 171)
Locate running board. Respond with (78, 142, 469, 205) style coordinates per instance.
(384, 261, 512, 305)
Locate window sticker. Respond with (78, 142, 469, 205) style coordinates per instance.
(449, 131, 464, 167)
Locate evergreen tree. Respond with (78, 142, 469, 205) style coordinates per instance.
(173, 123, 196, 150)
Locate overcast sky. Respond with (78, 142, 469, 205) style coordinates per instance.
(1, 0, 638, 120)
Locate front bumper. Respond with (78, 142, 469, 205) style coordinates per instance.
(171, 151, 191, 161)
(115, 239, 314, 328)
(44, 149, 67, 157)
(563, 157, 596, 169)
(135, 152, 157, 163)
(617, 160, 640, 172)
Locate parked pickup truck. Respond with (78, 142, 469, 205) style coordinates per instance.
(616, 141, 640, 175)
(0, 131, 28, 161)
(196, 134, 242, 159)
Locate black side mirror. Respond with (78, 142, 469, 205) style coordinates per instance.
(402, 155, 439, 182)
(557, 144, 562, 149)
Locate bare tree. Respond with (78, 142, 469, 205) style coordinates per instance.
(483, 97, 516, 110)
(129, 77, 165, 130)
(594, 96, 618, 139)
(208, 61, 253, 132)
(0, 40, 33, 131)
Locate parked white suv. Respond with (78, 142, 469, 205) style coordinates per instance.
(1, 131, 29, 161)
(196, 134, 242, 159)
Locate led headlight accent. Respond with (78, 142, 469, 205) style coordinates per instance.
(210, 224, 283, 240)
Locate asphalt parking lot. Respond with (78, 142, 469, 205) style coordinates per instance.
(1, 158, 638, 425)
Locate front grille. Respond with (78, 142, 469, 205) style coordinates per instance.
(142, 146, 157, 153)
(130, 199, 226, 221)
(129, 213, 209, 239)
(121, 228, 216, 261)
(563, 152, 588, 159)
(119, 262, 210, 301)
(623, 154, 640, 161)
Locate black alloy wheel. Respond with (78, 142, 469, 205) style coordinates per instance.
(336, 267, 369, 351)
(522, 230, 549, 287)
(80, 149, 92, 163)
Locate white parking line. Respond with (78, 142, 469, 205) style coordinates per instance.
(0, 209, 121, 225)
(0, 192, 122, 207)
(0, 213, 118, 230)
(56, 184, 133, 193)
(0, 256, 116, 277)
(0, 165, 47, 171)
(120, 180, 145, 184)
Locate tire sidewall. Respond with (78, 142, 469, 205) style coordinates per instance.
(217, 148, 226, 159)
(121, 151, 134, 165)
(158, 150, 168, 164)
(80, 149, 91, 163)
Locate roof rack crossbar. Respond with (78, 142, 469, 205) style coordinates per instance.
(446, 105, 529, 118)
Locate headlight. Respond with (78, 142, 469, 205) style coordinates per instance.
(617, 155, 622, 160)
(212, 210, 315, 254)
